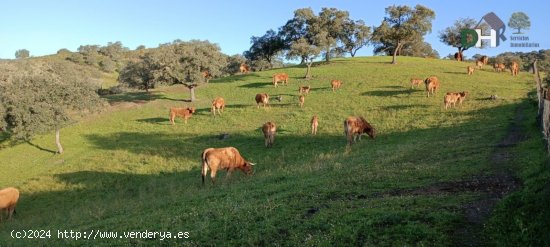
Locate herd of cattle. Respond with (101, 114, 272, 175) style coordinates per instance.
(0, 57, 523, 220)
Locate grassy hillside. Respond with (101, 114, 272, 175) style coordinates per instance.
(0, 56, 541, 246)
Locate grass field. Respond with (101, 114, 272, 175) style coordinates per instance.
(0, 56, 544, 246)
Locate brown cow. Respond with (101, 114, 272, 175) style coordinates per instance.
(475, 60, 483, 69)
(444, 91, 468, 110)
(255, 93, 269, 108)
(493, 63, 500, 72)
(272, 73, 289, 87)
(201, 147, 255, 184)
(510, 61, 519, 76)
(331, 80, 342, 91)
(497, 63, 506, 72)
(344, 116, 376, 145)
(480, 55, 489, 65)
(424, 76, 440, 97)
(239, 63, 250, 74)
(467, 66, 475, 75)
(169, 107, 196, 124)
(410, 78, 423, 89)
(311, 115, 319, 135)
(454, 52, 463, 61)
(262, 122, 276, 148)
(211, 97, 225, 115)
(298, 95, 305, 108)
(202, 71, 211, 83)
(0, 187, 19, 221)
(299, 85, 311, 95)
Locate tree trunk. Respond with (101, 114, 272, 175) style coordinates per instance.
(190, 87, 196, 102)
(305, 62, 312, 79)
(392, 42, 402, 64)
(455, 48, 464, 61)
(55, 128, 64, 154)
(325, 47, 330, 63)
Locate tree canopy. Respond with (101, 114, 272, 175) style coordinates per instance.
(15, 49, 30, 59)
(372, 4, 435, 64)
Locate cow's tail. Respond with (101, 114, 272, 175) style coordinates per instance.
(201, 149, 212, 185)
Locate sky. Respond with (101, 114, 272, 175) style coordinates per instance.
(0, 0, 547, 60)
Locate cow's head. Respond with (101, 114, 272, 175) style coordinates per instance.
(188, 107, 196, 114)
(241, 162, 255, 175)
(366, 126, 376, 139)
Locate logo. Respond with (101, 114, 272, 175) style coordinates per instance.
(461, 12, 507, 49)
(508, 12, 538, 48)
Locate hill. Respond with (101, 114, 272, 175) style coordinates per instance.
(0, 56, 546, 246)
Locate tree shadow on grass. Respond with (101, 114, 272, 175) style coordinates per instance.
(135, 118, 170, 125)
(103, 91, 166, 105)
(238, 82, 271, 88)
(26, 141, 57, 154)
(361, 89, 412, 97)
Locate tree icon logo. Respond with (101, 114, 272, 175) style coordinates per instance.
(508, 12, 530, 34)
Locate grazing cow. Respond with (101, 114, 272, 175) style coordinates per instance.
(239, 63, 250, 74)
(299, 85, 311, 95)
(262, 122, 276, 148)
(201, 147, 255, 184)
(169, 107, 196, 125)
(510, 61, 519, 76)
(410, 78, 423, 89)
(255, 93, 269, 108)
(475, 60, 483, 69)
(202, 71, 211, 83)
(272, 73, 289, 87)
(331, 80, 342, 91)
(0, 187, 19, 221)
(344, 116, 376, 145)
(211, 97, 225, 115)
(299, 95, 305, 108)
(493, 63, 500, 72)
(424, 76, 440, 97)
(311, 115, 319, 135)
(467, 66, 475, 75)
(444, 91, 468, 110)
(498, 63, 506, 72)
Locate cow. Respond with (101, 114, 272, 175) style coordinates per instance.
(424, 76, 440, 97)
(202, 71, 211, 83)
(410, 78, 423, 89)
(272, 73, 289, 87)
(510, 61, 519, 76)
(255, 93, 269, 108)
(299, 95, 305, 108)
(299, 85, 311, 95)
(311, 115, 319, 135)
(169, 107, 196, 125)
(497, 63, 506, 72)
(201, 147, 255, 184)
(211, 97, 225, 115)
(454, 52, 463, 61)
(331, 80, 342, 91)
(480, 55, 489, 65)
(344, 116, 376, 145)
(467, 66, 475, 75)
(239, 63, 250, 74)
(0, 187, 19, 221)
(262, 122, 276, 148)
(475, 60, 483, 69)
(493, 63, 500, 72)
(444, 91, 468, 110)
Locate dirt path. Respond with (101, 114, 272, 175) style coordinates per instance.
(451, 104, 526, 246)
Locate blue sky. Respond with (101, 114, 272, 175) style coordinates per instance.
(0, 0, 547, 59)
